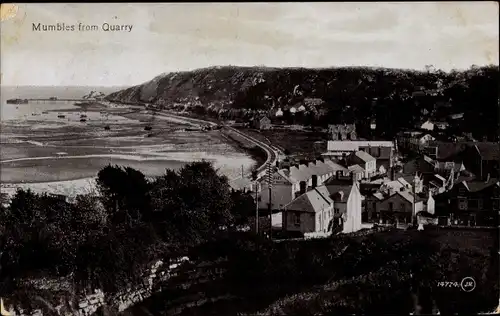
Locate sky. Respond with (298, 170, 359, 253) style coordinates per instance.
(1, 2, 498, 87)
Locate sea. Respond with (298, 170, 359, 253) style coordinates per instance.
(0, 86, 255, 197)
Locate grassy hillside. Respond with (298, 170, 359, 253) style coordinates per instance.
(106, 65, 499, 140)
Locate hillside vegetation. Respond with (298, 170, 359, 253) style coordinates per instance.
(106, 65, 499, 140)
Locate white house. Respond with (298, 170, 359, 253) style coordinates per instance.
(324, 174, 363, 234)
(258, 159, 348, 211)
(420, 120, 435, 131)
(282, 186, 334, 234)
(346, 150, 377, 179)
(275, 108, 284, 117)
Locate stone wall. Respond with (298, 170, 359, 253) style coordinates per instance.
(5, 256, 190, 316)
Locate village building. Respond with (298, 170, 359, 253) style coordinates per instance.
(328, 124, 357, 141)
(252, 116, 272, 130)
(324, 140, 395, 171)
(324, 174, 363, 234)
(434, 177, 499, 226)
(458, 142, 500, 180)
(258, 159, 348, 211)
(282, 186, 334, 234)
(364, 180, 425, 225)
(275, 108, 284, 117)
(346, 150, 377, 179)
(420, 120, 435, 131)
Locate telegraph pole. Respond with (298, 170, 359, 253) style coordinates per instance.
(267, 162, 273, 239)
(255, 180, 259, 234)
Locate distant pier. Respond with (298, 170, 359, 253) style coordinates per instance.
(23, 98, 99, 104)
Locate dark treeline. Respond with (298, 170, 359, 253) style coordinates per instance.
(0, 161, 255, 312)
(107, 65, 499, 141)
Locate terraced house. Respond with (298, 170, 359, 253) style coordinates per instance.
(258, 159, 347, 211)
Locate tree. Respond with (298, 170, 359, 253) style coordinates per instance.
(149, 161, 234, 245)
(230, 191, 256, 227)
(96, 165, 152, 226)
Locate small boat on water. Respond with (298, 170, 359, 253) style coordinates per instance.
(104, 125, 110, 130)
(58, 115, 66, 119)
(80, 114, 88, 118)
(42, 111, 49, 114)
(144, 126, 153, 131)
(80, 118, 87, 122)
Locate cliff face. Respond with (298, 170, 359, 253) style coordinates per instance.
(105, 65, 499, 139)
(104, 66, 446, 108)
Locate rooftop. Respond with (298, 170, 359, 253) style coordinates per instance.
(285, 186, 333, 213)
(461, 178, 499, 193)
(353, 150, 376, 163)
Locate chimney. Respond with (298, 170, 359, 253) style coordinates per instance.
(312, 175, 318, 188)
(299, 181, 307, 194)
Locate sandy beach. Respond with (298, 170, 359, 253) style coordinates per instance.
(1, 101, 256, 197)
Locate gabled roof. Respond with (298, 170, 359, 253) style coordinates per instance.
(470, 142, 500, 161)
(324, 177, 354, 202)
(229, 177, 253, 191)
(353, 150, 376, 163)
(460, 178, 499, 193)
(348, 164, 365, 173)
(323, 160, 348, 173)
(285, 186, 333, 213)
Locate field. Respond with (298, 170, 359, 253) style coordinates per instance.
(240, 127, 328, 158)
(125, 227, 499, 315)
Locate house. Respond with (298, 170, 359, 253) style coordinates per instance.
(420, 120, 435, 131)
(229, 177, 255, 193)
(282, 186, 334, 234)
(346, 150, 377, 179)
(365, 182, 424, 225)
(396, 131, 436, 152)
(324, 140, 395, 170)
(434, 122, 449, 130)
(459, 142, 500, 180)
(402, 155, 437, 182)
(428, 174, 448, 195)
(324, 174, 363, 234)
(348, 165, 365, 181)
(434, 177, 500, 226)
(328, 124, 357, 141)
(253, 116, 271, 130)
(258, 159, 348, 211)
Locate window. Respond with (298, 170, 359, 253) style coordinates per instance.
(468, 199, 478, 209)
(372, 202, 377, 212)
(294, 212, 301, 226)
(458, 187, 466, 195)
(458, 199, 468, 210)
(478, 199, 483, 210)
(493, 200, 499, 210)
(389, 202, 393, 211)
(400, 203, 406, 212)
(334, 208, 340, 215)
